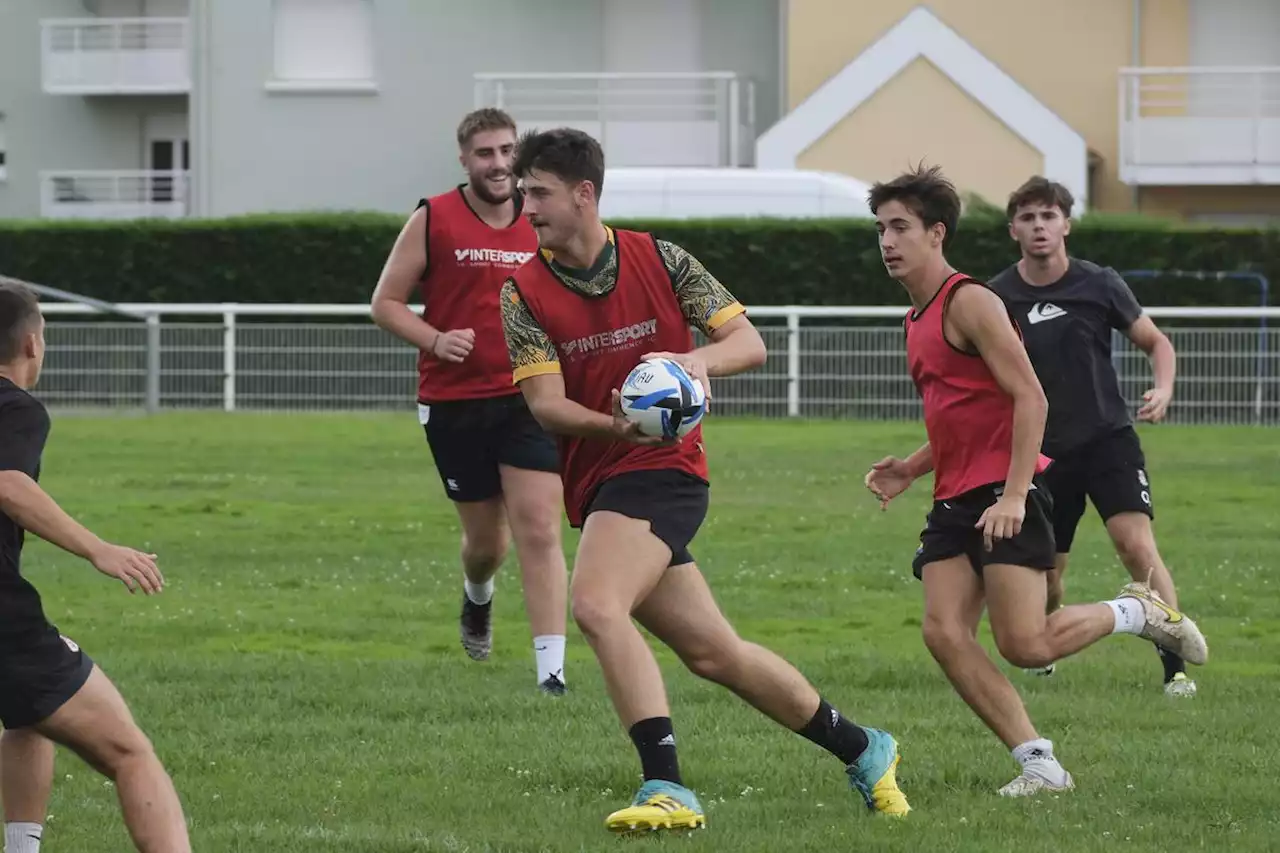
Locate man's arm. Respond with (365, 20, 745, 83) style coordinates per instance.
(658, 240, 767, 375)
(1124, 316, 1176, 393)
(0, 471, 107, 562)
(370, 205, 442, 355)
(500, 279, 635, 441)
(904, 442, 933, 478)
(949, 284, 1048, 500)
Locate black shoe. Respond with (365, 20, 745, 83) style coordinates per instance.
(539, 673, 566, 696)
(460, 594, 492, 661)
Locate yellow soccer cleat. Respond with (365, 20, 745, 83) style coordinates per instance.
(846, 727, 911, 817)
(605, 780, 706, 835)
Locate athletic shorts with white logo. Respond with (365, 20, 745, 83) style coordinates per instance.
(911, 476, 1057, 580)
(0, 620, 95, 729)
(419, 394, 559, 503)
(1040, 425, 1153, 553)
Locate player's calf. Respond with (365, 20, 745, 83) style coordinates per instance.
(2, 729, 54, 853)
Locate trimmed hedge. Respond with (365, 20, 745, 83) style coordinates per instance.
(0, 212, 1276, 310)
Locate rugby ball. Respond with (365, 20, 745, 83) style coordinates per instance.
(619, 357, 707, 440)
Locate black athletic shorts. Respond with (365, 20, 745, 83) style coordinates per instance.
(1041, 426, 1153, 553)
(0, 620, 94, 730)
(420, 394, 559, 503)
(911, 476, 1056, 579)
(583, 469, 710, 567)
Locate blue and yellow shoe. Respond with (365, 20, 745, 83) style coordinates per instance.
(605, 779, 706, 835)
(845, 727, 911, 817)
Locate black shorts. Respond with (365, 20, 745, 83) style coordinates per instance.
(420, 394, 559, 503)
(911, 477, 1057, 579)
(0, 621, 94, 729)
(1042, 426, 1153, 553)
(583, 469, 710, 567)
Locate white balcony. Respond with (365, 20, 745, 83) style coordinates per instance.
(41, 17, 190, 95)
(473, 72, 756, 168)
(41, 171, 190, 220)
(1119, 66, 1280, 185)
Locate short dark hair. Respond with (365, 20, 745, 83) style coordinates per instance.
(867, 163, 962, 249)
(512, 128, 606, 199)
(456, 107, 517, 149)
(1006, 176, 1074, 220)
(0, 281, 41, 362)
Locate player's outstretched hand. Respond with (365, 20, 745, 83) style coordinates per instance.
(611, 389, 675, 446)
(1136, 386, 1171, 423)
(974, 494, 1025, 552)
(90, 543, 165, 595)
(641, 350, 712, 409)
(864, 456, 914, 510)
(433, 328, 476, 363)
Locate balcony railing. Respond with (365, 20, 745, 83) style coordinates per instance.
(40, 170, 191, 220)
(41, 17, 190, 95)
(473, 72, 756, 168)
(1119, 66, 1280, 185)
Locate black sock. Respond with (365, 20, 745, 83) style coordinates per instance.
(1157, 645, 1186, 682)
(629, 717, 682, 785)
(797, 699, 870, 766)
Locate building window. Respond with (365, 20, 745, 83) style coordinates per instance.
(268, 0, 376, 92)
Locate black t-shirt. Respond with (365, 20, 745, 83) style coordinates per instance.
(988, 259, 1143, 457)
(0, 377, 52, 629)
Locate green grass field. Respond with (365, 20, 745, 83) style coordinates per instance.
(18, 414, 1280, 852)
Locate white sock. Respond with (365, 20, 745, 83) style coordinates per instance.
(1105, 598, 1146, 634)
(1012, 738, 1054, 766)
(534, 634, 566, 684)
(5, 822, 42, 853)
(464, 577, 494, 606)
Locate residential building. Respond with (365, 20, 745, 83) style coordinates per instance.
(1, 0, 1276, 223)
(0, 0, 782, 220)
(760, 0, 1280, 221)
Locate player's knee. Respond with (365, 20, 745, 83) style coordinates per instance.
(461, 532, 507, 573)
(508, 513, 561, 561)
(678, 637, 745, 685)
(569, 590, 625, 638)
(993, 634, 1054, 669)
(79, 723, 157, 781)
(921, 616, 973, 660)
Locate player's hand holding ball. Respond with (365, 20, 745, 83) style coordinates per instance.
(615, 357, 708, 444)
(610, 389, 672, 446)
(431, 328, 475, 363)
(641, 350, 712, 409)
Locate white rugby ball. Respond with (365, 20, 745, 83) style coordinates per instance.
(619, 357, 708, 440)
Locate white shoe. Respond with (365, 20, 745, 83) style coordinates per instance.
(998, 757, 1075, 797)
(1024, 663, 1056, 677)
(1117, 582, 1208, 666)
(1164, 672, 1197, 698)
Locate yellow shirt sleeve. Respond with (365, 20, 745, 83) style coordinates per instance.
(655, 239, 747, 336)
(500, 279, 562, 384)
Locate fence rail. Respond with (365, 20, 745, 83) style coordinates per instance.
(1119, 65, 1280, 184)
(33, 303, 1280, 425)
(40, 16, 190, 94)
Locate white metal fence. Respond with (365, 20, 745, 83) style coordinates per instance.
(33, 303, 1280, 426)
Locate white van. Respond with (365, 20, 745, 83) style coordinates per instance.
(598, 167, 875, 220)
